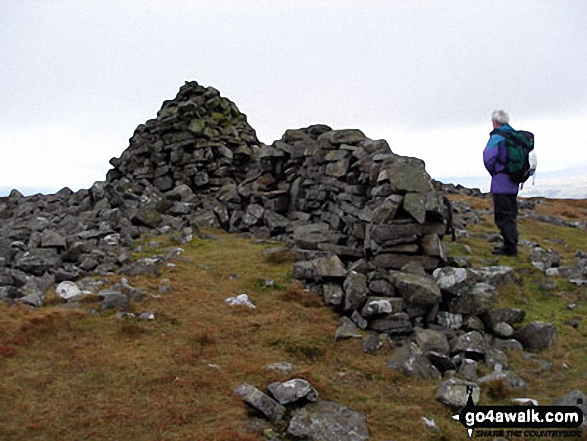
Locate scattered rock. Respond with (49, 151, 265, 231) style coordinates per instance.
(478, 371, 528, 392)
(56, 281, 82, 300)
(225, 294, 256, 309)
(234, 383, 285, 421)
(335, 317, 363, 341)
(435, 378, 480, 408)
(362, 334, 382, 354)
(268, 379, 318, 405)
(266, 362, 294, 376)
(287, 400, 369, 441)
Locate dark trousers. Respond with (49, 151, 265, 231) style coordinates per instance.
(493, 194, 518, 252)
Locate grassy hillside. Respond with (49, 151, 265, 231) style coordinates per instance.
(0, 197, 586, 441)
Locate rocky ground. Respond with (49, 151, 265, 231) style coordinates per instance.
(1, 81, 586, 440)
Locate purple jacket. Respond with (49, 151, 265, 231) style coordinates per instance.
(483, 123, 519, 195)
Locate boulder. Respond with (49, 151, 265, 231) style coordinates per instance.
(514, 321, 558, 351)
(287, 400, 369, 441)
(268, 379, 318, 405)
(435, 378, 480, 408)
(343, 271, 367, 312)
(369, 312, 412, 335)
(390, 271, 441, 307)
(56, 281, 82, 300)
(335, 317, 363, 341)
(234, 383, 285, 421)
(470, 266, 516, 286)
(387, 343, 441, 379)
(314, 256, 347, 279)
(415, 328, 450, 355)
(451, 331, 487, 359)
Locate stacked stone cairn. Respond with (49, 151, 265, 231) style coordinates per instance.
(1, 82, 559, 408)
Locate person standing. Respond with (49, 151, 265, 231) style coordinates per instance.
(483, 110, 519, 256)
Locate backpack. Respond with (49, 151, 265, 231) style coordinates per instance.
(490, 129, 535, 184)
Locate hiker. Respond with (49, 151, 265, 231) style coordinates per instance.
(483, 110, 519, 256)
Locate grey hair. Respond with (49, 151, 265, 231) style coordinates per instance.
(491, 109, 510, 124)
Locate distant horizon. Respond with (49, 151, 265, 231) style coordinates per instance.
(3, 167, 585, 200)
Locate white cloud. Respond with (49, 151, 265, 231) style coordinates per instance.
(0, 127, 120, 191)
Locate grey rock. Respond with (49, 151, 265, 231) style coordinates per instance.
(351, 311, 368, 330)
(463, 315, 485, 332)
(56, 281, 82, 300)
(480, 308, 526, 331)
(314, 255, 347, 279)
(362, 334, 382, 354)
(322, 283, 344, 307)
(372, 195, 403, 224)
(436, 311, 463, 330)
(469, 282, 498, 313)
(266, 362, 294, 376)
(80, 257, 99, 272)
(470, 266, 516, 286)
(493, 322, 514, 338)
(325, 158, 350, 178)
(287, 400, 369, 441)
(343, 271, 367, 312)
(426, 351, 456, 372)
(433, 267, 469, 293)
(485, 348, 509, 371)
(387, 343, 441, 379)
(131, 204, 163, 228)
(14, 249, 60, 276)
(268, 378, 318, 405)
(369, 312, 412, 335)
(99, 290, 129, 310)
(493, 338, 524, 352)
(416, 328, 450, 355)
(40, 230, 66, 248)
(435, 378, 480, 408)
(514, 321, 558, 351)
(293, 224, 330, 249)
(451, 331, 487, 359)
(361, 297, 402, 317)
(234, 383, 285, 421)
(478, 371, 528, 392)
(389, 271, 441, 307)
(318, 129, 367, 145)
(458, 359, 478, 381)
(530, 246, 561, 271)
(120, 260, 161, 277)
(264, 211, 290, 235)
(335, 317, 363, 341)
(293, 261, 317, 281)
(377, 164, 433, 193)
(368, 279, 394, 296)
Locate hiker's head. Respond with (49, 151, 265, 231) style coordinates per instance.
(491, 109, 510, 128)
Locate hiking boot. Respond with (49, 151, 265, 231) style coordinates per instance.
(492, 246, 517, 257)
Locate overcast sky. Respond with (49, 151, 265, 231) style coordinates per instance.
(1, 0, 586, 197)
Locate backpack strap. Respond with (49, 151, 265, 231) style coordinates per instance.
(490, 129, 513, 139)
(489, 129, 511, 166)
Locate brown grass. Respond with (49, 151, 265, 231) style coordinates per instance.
(281, 283, 324, 308)
(1, 225, 586, 440)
